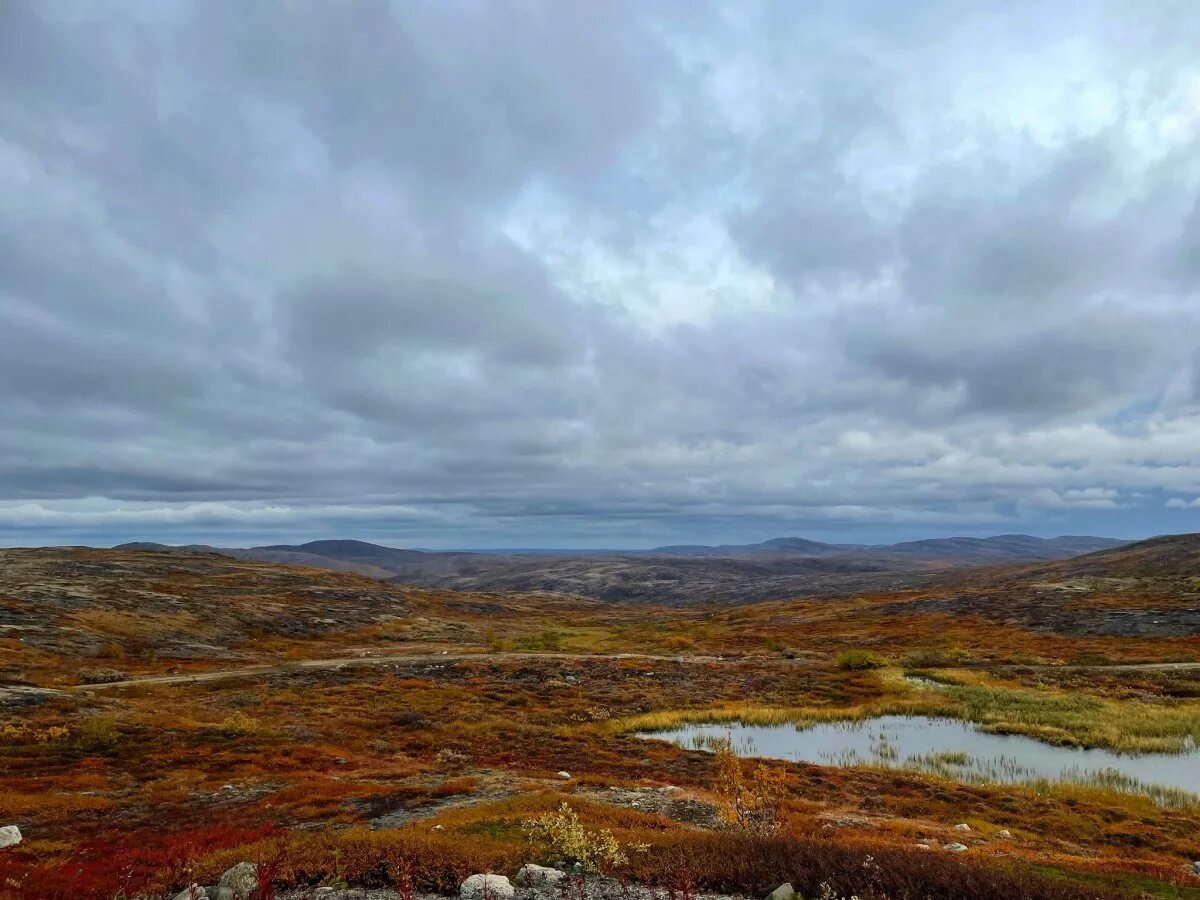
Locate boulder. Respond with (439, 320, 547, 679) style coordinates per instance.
(0, 826, 21, 850)
(996, 829, 1012, 839)
(953, 823, 971, 832)
(516, 864, 565, 887)
(766, 883, 796, 900)
(944, 843, 969, 852)
(461, 874, 515, 900)
(1193, 860, 1200, 876)
(556, 771, 572, 780)
(219, 861, 259, 898)
(171, 885, 207, 900)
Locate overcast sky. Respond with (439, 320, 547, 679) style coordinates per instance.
(3, 1, 1200, 549)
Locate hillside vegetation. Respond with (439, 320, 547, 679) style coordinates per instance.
(0, 543, 1198, 899)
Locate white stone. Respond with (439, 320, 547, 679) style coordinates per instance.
(766, 883, 796, 900)
(0, 826, 21, 850)
(996, 829, 1012, 839)
(461, 874, 515, 900)
(953, 823, 971, 831)
(944, 842, 969, 852)
(556, 771, 572, 779)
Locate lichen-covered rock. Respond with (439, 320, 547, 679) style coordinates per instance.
(461, 873, 515, 900)
(0, 826, 21, 850)
(171, 884, 207, 900)
(953, 823, 971, 832)
(766, 883, 796, 900)
(219, 861, 259, 898)
(944, 842, 969, 852)
(516, 864, 565, 887)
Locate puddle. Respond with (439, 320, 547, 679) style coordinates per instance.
(639, 716, 1200, 807)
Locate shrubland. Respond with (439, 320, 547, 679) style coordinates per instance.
(1, 548, 1199, 898)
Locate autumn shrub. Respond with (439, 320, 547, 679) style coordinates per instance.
(619, 831, 1121, 900)
(713, 739, 783, 835)
(1070, 650, 1113, 667)
(260, 827, 525, 893)
(75, 714, 119, 753)
(517, 630, 564, 652)
(902, 645, 972, 668)
(0, 824, 275, 900)
(522, 802, 642, 873)
(215, 711, 260, 736)
(0, 722, 70, 745)
(835, 649, 888, 671)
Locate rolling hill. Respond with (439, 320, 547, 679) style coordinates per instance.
(113, 533, 1127, 605)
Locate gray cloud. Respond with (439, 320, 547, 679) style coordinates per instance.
(3, 0, 1200, 548)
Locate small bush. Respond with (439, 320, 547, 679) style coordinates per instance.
(1069, 650, 1112, 667)
(835, 649, 888, 671)
(0, 722, 70, 745)
(902, 646, 971, 668)
(522, 802, 641, 874)
(713, 739, 783, 835)
(216, 712, 259, 736)
(76, 714, 119, 752)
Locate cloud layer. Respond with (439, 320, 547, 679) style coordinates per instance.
(3, 1, 1200, 547)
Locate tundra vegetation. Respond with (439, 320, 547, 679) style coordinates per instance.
(0, 547, 1198, 899)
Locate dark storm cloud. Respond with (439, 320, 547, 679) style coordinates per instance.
(3, 0, 1200, 547)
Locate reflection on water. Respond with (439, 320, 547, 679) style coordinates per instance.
(638, 716, 1200, 808)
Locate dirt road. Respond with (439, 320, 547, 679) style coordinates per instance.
(9, 652, 1199, 695)
(65, 650, 738, 691)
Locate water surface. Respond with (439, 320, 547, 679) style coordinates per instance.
(639, 716, 1200, 806)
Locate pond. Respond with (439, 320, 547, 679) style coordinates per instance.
(638, 716, 1200, 808)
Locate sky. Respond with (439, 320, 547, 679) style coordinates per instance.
(3, 1, 1200, 549)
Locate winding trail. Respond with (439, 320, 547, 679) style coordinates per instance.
(64, 650, 732, 691)
(10, 652, 1194, 694)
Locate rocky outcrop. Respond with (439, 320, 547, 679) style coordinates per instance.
(218, 861, 259, 899)
(515, 865, 565, 888)
(0, 826, 21, 850)
(461, 874, 515, 900)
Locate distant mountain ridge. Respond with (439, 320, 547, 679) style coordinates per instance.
(648, 533, 1123, 560)
(112, 532, 1129, 606)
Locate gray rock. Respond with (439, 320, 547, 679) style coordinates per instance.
(766, 883, 796, 900)
(1192, 860, 1200, 876)
(996, 829, 1012, 839)
(171, 885, 208, 900)
(219, 861, 259, 898)
(953, 823, 971, 832)
(0, 825, 21, 850)
(944, 843, 969, 852)
(461, 874, 515, 900)
(516, 864, 565, 887)
(556, 771, 572, 780)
